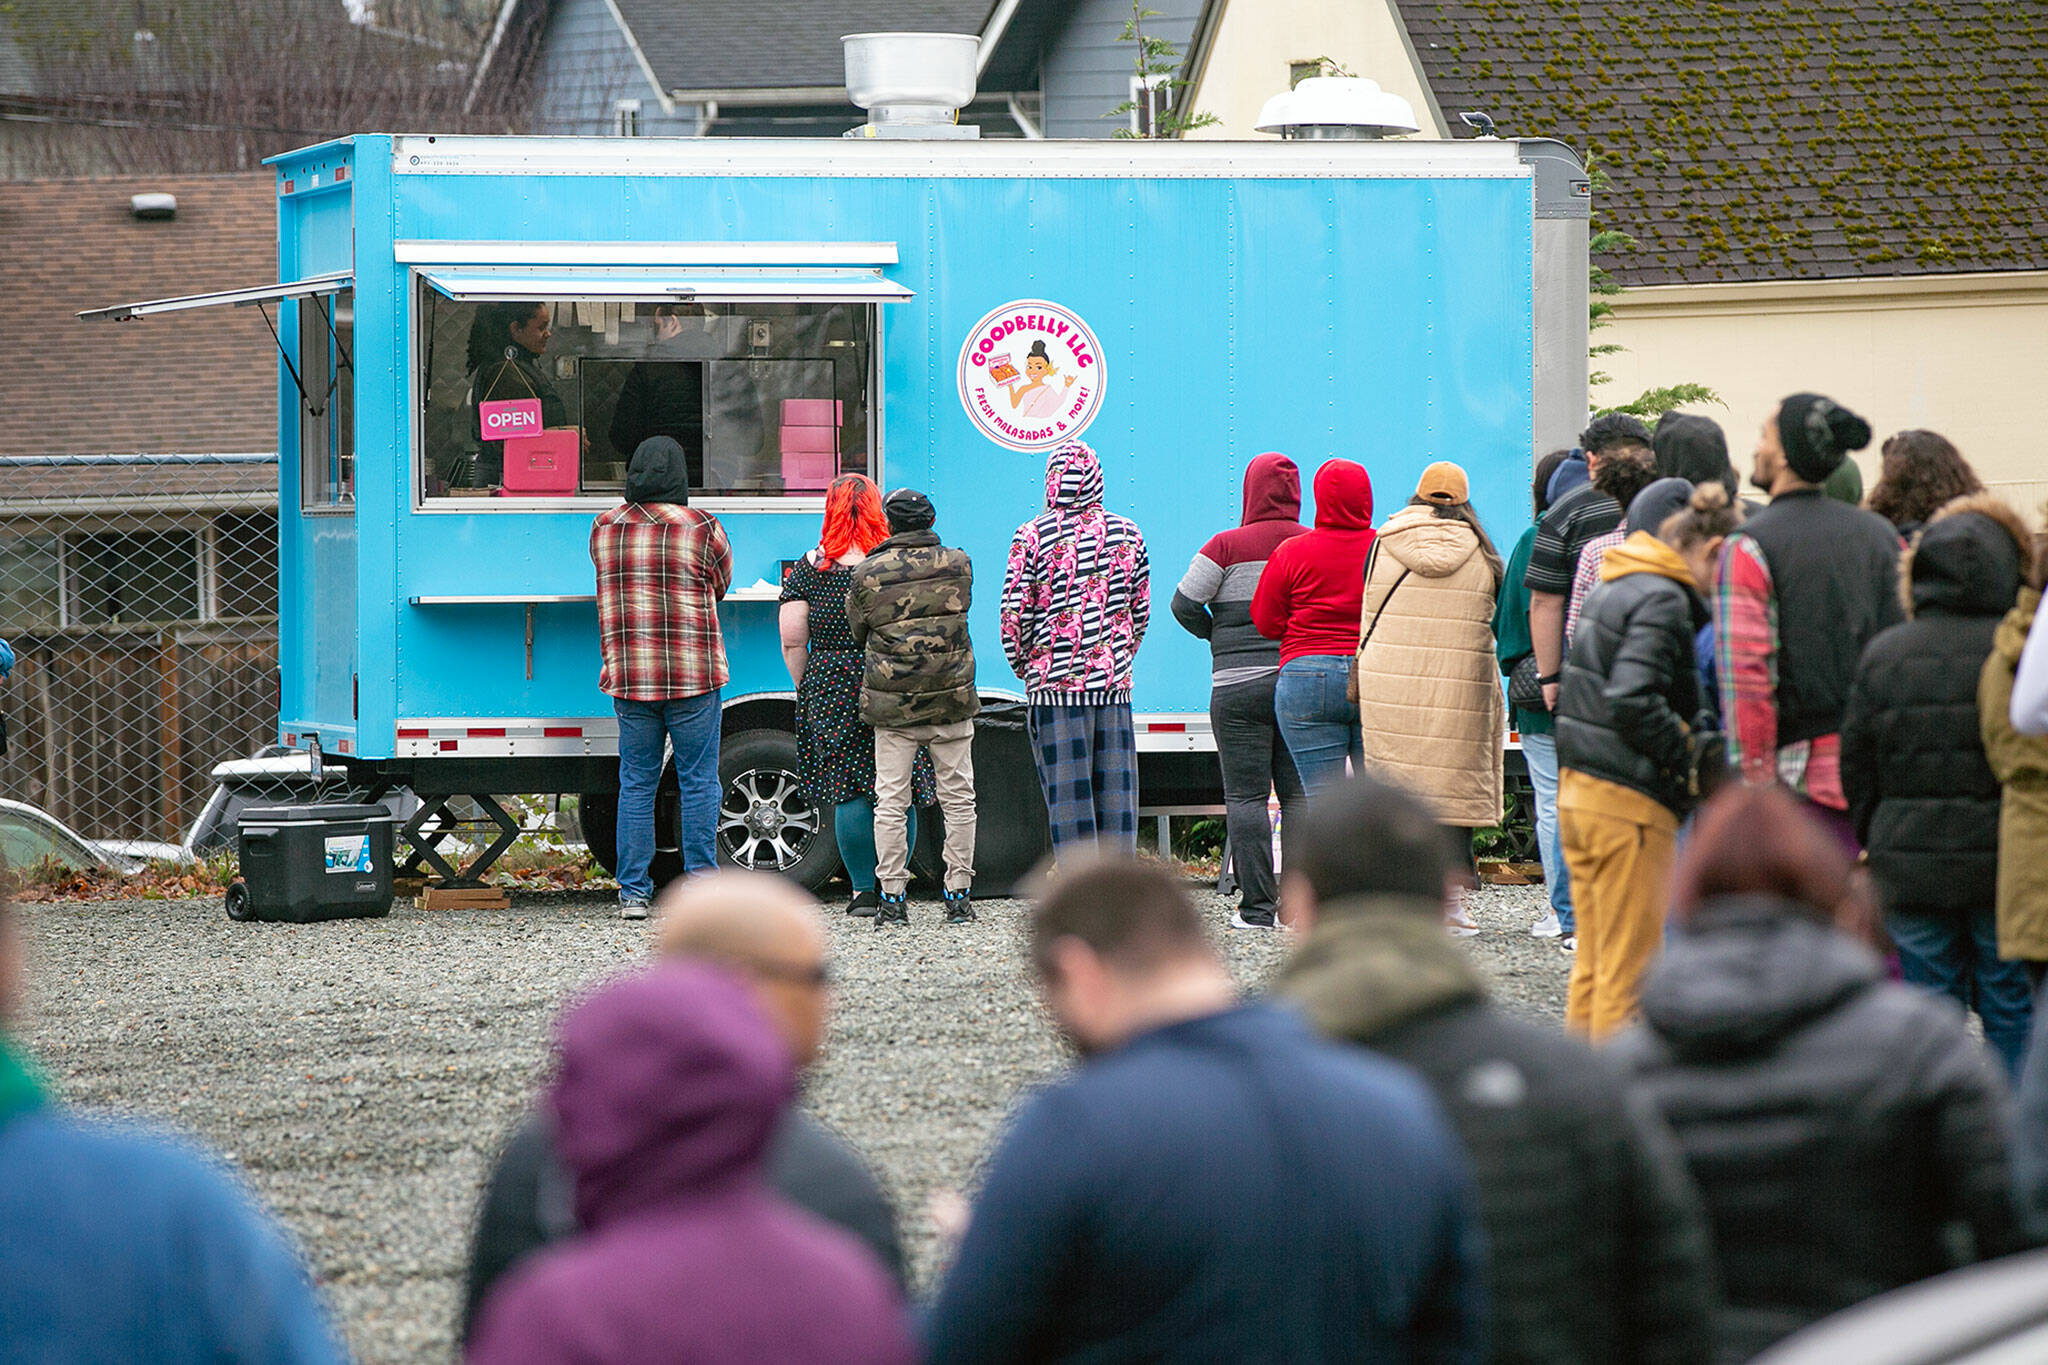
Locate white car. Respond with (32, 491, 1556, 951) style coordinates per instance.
(0, 798, 178, 875)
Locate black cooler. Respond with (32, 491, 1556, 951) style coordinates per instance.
(225, 804, 396, 923)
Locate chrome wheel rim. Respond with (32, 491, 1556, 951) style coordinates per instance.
(716, 767, 820, 872)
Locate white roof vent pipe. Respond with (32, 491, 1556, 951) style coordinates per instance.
(843, 32, 981, 139)
(1255, 76, 1419, 140)
(130, 192, 177, 220)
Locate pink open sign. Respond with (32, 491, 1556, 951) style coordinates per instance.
(478, 397, 543, 440)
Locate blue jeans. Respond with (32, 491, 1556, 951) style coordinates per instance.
(614, 690, 721, 902)
(1520, 732, 1574, 933)
(1887, 904, 2034, 1079)
(1275, 656, 1362, 799)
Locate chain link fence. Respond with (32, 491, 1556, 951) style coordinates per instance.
(0, 454, 279, 843)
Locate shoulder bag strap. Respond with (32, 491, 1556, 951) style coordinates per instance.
(1359, 548, 1413, 656)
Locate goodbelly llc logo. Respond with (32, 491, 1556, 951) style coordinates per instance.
(957, 300, 1105, 451)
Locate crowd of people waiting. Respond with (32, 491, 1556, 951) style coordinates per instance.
(6, 392, 2048, 1361)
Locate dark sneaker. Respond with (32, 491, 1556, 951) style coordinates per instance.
(875, 892, 909, 927)
(1229, 909, 1277, 930)
(943, 889, 976, 924)
(847, 888, 881, 918)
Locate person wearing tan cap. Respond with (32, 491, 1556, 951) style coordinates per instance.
(1354, 462, 1506, 934)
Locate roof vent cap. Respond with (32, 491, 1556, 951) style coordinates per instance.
(842, 32, 981, 140)
(1255, 76, 1418, 140)
(130, 192, 177, 220)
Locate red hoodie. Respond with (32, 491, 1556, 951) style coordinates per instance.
(1250, 460, 1376, 665)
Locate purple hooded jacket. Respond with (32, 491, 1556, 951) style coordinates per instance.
(466, 964, 914, 1365)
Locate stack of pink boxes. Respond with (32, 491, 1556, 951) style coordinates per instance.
(779, 398, 842, 491)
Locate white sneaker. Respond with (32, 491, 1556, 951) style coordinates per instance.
(1530, 912, 1562, 939)
(619, 898, 651, 921)
(1229, 910, 1279, 930)
(1561, 935, 1577, 952)
(1444, 896, 1480, 938)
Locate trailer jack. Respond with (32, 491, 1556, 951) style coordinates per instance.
(396, 794, 521, 887)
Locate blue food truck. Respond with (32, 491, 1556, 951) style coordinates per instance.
(81, 97, 1588, 894)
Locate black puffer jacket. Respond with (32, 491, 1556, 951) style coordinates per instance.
(1279, 900, 1718, 1365)
(1841, 505, 2026, 914)
(1611, 897, 2023, 1365)
(1557, 531, 1707, 814)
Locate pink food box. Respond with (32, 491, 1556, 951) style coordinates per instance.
(499, 428, 580, 495)
(780, 398, 843, 427)
(782, 449, 838, 491)
(779, 423, 839, 455)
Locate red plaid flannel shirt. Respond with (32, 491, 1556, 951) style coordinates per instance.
(590, 503, 733, 700)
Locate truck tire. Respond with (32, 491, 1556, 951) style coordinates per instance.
(915, 708, 1049, 898)
(717, 728, 840, 892)
(574, 788, 685, 890)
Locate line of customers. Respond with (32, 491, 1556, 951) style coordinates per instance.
(1505, 396, 2048, 1073)
(454, 766, 2036, 1365)
(7, 761, 2040, 1363)
(594, 436, 1157, 928)
(1180, 453, 1510, 932)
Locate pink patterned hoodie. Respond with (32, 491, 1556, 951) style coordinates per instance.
(1000, 442, 1151, 704)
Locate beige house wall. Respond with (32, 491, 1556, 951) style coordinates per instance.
(1603, 271, 2048, 518)
(1181, 0, 1447, 139)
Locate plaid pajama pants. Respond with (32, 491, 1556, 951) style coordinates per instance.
(1028, 703, 1139, 852)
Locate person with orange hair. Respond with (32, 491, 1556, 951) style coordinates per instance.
(780, 476, 933, 915)
(1611, 784, 2021, 1362)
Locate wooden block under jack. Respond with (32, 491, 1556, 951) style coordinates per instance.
(416, 882, 511, 910)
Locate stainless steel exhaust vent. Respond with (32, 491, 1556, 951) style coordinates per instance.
(842, 32, 981, 140)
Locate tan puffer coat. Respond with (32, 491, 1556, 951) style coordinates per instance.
(1356, 504, 1504, 826)
(1982, 587, 2048, 961)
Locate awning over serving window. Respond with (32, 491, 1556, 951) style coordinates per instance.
(417, 266, 913, 304)
(77, 272, 353, 322)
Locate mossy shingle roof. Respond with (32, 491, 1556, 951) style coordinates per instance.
(1394, 0, 2048, 285)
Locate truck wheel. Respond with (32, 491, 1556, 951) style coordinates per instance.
(717, 728, 840, 892)
(913, 712, 1050, 898)
(574, 790, 685, 890)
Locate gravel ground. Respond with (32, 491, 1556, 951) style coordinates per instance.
(12, 879, 1569, 1363)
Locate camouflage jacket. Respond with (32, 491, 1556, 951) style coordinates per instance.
(846, 531, 980, 728)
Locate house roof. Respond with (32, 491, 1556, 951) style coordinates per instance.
(1393, 0, 2048, 286)
(0, 459, 276, 514)
(0, 173, 278, 459)
(616, 0, 995, 93)
(473, 0, 1015, 103)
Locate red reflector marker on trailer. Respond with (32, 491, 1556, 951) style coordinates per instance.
(467, 727, 506, 738)
(543, 727, 582, 738)
(1148, 722, 1187, 733)
(440, 740, 458, 751)
(397, 728, 428, 739)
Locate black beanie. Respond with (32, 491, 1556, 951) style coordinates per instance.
(883, 487, 935, 533)
(1776, 393, 1873, 484)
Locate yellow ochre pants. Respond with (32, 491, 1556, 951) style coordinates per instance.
(1559, 768, 1679, 1039)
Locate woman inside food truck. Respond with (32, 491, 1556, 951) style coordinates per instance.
(420, 286, 874, 504)
(461, 301, 576, 488)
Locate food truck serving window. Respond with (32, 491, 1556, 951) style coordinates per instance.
(415, 269, 905, 504)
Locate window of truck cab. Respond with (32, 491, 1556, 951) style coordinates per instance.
(413, 280, 880, 507)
